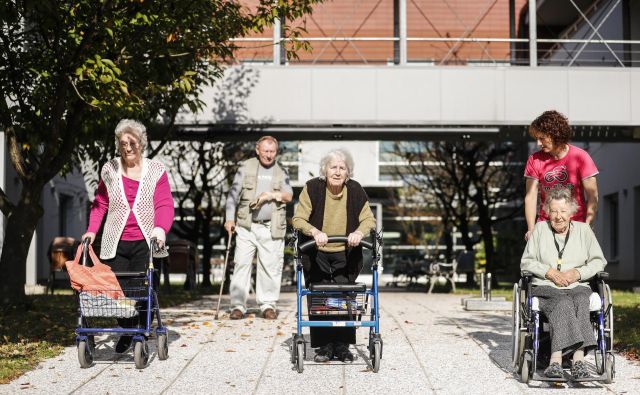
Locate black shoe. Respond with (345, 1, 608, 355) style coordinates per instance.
(571, 360, 590, 380)
(543, 362, 564, 378)
(115, 336, 132, 353)
(313, 343, 334, 363)
(334, 342, 354, 363)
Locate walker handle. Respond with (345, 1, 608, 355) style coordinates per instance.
(81, 237, 91, 266)
(298, 236, 373, 253)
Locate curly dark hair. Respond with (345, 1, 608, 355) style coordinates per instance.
(528, 110, 573, 146)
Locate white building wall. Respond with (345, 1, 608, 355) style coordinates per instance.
(590, 143, 640, 282)
(296, 141, 400, 188)
(36, 171, 90, 282)
(189, 65, 640, 127)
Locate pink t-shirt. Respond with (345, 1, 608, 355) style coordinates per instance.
(87, 172, 174, 240)
(524, 144, 598, 222)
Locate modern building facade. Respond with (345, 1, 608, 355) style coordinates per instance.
(5, 0, 640, 288)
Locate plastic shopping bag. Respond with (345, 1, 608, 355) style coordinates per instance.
(65, 243, 125, 300)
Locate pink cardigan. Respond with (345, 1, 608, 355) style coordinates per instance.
(88, 172, 174, 241)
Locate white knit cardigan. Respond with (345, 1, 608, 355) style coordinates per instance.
(100, 157, 166, 260)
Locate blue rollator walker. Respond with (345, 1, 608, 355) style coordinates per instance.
(290, 230, 383, 373)
(75, 237, 169, 369)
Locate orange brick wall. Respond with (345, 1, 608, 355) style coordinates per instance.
(236, 0, 527, 64)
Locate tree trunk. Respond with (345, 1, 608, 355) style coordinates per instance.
(458, 216, 474, 251)
(0, 186, 44, 301)
(200, 223, 213, 288)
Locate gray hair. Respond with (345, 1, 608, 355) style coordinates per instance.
(114, 119, 148, 153)
(319, 148, 354, 180)
(543, 186, 579, 216)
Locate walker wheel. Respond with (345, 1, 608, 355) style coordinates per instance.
(77, 340, 93, 368)
(372, 341, 382, 373)
(295, 342, 305, 373)
(134, 340, 149, 369)
(157, 333, 168, 360)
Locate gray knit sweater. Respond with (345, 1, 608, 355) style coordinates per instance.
(520, 221, 607, 289)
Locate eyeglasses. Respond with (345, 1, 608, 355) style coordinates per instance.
(119, 141, 139, 150)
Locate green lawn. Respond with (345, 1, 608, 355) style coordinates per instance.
(0, 285, 207, 384)
(455, 285, 640, 359)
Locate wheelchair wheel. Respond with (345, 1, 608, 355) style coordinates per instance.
(372, 340, 382, 373)
(157, 333, 168, 360)
(520, 357, 531, 384)
(604, 283, 614, 350)
(604, 353, 614, 384)
(511, 283, 521, 368)
(77, 339, 93, 368)
(134, 340, 149, 369)
(295, 342, 305, 373)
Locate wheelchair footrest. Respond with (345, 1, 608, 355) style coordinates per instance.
(531, 372, 609, 383)
(309, 283, 367, 292)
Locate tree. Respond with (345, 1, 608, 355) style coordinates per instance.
(164, 140, 251, 288)
(394, 141, 525, 274)
(0, 0, 322, 299)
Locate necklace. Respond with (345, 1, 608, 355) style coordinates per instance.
(550, 221, 571, 271)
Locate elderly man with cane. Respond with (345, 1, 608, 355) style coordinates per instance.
(223, 136, 293, 320)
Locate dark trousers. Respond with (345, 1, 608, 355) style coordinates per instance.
(102, 240, 154, 328)
(304, 250, 356, 348)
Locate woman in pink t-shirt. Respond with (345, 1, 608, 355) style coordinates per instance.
(81, 119, 174, 353)
(524, 110, 599, 241)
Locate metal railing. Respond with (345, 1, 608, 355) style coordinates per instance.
(231, 36, 640, 67)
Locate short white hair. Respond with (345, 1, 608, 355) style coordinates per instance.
(543, 186, 579, 216)
(114, 119, 147, 153)
(319, 148, 354, 180)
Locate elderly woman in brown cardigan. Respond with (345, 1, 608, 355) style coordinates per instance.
(292, 148, 376, 363)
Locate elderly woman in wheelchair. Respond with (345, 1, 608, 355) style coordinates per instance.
(514, 186, 613, 383)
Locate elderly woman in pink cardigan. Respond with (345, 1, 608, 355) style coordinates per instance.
(81, 119, 174, 353)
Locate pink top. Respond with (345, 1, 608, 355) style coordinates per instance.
(87, 172, 174, 240)
(524, 144, 598, 222)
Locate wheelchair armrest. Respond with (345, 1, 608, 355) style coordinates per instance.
(520, 270, 533, 279)
(596, 271, 609, 280)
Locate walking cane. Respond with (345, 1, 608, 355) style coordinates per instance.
(214, 229, 234, 320)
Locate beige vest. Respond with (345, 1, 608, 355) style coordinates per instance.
(236, 158, 287, 239)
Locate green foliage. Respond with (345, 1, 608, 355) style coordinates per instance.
(0, 0, 322, 295)
(0, 0, 323, 190)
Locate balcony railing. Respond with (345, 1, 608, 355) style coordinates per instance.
(231, 36, 640, 67)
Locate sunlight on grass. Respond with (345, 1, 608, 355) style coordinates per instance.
(455, 284, 640, 358)
(0, 284, 206, 384)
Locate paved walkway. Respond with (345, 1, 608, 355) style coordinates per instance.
(2, 292, 638, 394)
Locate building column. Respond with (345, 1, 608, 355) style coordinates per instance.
(399, 0, 407, 65)
(509, 0, 516, 64)
(529, 0, 537, 66)
(273, 15, 282, 65)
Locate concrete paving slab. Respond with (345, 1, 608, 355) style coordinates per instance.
(464, 299, 513, 311)
(460, 296, 506, 306)
(2, 292, 638, 395)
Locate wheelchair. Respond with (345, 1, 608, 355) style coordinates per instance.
(511, 271, 614, 384)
